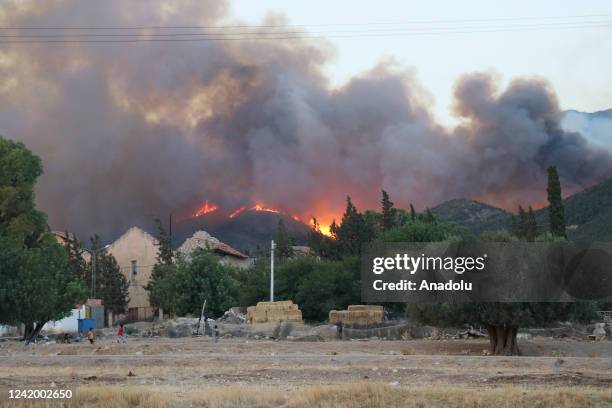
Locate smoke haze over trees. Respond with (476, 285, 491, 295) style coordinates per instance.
(1, 1, 611, 240)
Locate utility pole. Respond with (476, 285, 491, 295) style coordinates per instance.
(270, 240, 275, 302)
(92, 252, 97, 299)
(169, 214, 173, 248)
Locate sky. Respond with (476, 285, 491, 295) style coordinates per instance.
(1, 0, 611, 240)
(230, 0, 612, 127)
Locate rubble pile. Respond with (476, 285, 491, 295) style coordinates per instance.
(329, 305, 384, 326)
(218, 307, 246, 324)
(158, 318, 198, 337)
(246, 301, 303, 324)
(177, 231, 220, 257)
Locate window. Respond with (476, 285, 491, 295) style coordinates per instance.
(131, 260, 137, 275)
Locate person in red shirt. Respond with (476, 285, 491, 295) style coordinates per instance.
(116, 323, 126, 343)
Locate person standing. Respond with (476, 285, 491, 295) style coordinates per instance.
(213, 323, 219, 343)
(116, 323, 126, 343)
(87, 328, 95, 344)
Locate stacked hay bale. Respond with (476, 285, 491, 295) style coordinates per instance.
(329, 305, 384, 326)
(246, 300, 303, 324)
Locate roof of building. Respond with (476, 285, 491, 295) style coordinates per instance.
(214, 242, 249, 259)
(291, 246, 312, 255)
(178, 230, 249, 260)
(51, 231, 77, 242)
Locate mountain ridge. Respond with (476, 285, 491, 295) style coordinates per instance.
(432, 176, 612, 241)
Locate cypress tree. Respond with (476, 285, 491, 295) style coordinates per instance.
(547, 165, 566, 237)
(410, 203, 417, 223)
(154, 217, 173, 265)
(526, 206, 538, 242)
(89, 235, 129, 321)
(424, 208, 436, 223)
(513, 205, 528, 239)
(276, 219, 294, 260)
(381, 190, 396, 231)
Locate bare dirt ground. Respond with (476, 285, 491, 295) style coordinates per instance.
(0, 337, 611, 407)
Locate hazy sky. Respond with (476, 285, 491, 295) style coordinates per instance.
(230, 0, 612, 126)
(1, 0, 610, 238)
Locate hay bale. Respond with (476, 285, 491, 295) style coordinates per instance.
(246, 300, 303, 324)
(329, 305, 383, 325)
(347, 305, 383, 312)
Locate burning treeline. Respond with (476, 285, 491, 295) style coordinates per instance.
(194, 201, 330, 236)
(1, 0, 611, 241)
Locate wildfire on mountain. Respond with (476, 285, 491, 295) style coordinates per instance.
(204, 201, 336, 238)
(251, 204, 281, 214)
(228, 206, 247, 219)
(193, 200, 219, 217)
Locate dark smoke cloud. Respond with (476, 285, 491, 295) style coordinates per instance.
(0, 0, 610, 240)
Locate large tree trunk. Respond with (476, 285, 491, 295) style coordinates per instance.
(22, 323, 34, 342)
(24, 322, 45, 345)
(487, 325, 519, 355)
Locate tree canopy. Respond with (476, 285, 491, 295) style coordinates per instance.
(0, 136, 86, 342)
(147, 249, 239, 318)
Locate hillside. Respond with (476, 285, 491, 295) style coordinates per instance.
(432, 176, 612, 241)
(431, 198, 512, 235)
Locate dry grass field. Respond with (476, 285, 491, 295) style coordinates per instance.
(0, 337, 611, 407)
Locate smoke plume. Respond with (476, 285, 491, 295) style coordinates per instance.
(0, 0, 611, 240)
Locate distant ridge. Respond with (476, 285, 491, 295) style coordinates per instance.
(431, 198, 512, 234)
(432, 176, 612, 241)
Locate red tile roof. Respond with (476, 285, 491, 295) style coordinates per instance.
(214, 242, 249, 259)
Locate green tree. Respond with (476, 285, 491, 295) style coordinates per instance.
(307, 218, 327, 257)
(276, 219, 294, 260)
(173, 251, 239, 317)
(89, 235, 129, 322)
(512, 205, 528, 239)
(147, 250, 239, 318)
(526, 206, 538, 242)
(0, 136, 86, 343)
(410, 203, 417, 223)
(146, 217, 177, 315)
(332, 196, 375, 257)
(409, 302, 596, 356)
(408, 227, 597, 355)
(383, 220, 452, 242)
(154, 217, 173, 265)
(63, 232, 89, 283)
(235, 254, 269, 307)
(381, 190, 396, 231)
(294, 256, 361, 321)
(547, 165, 566, 237)
(145, 263, 179, 316)
(424, 208, 436, 223)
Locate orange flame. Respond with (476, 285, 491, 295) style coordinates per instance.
(226, 201, 336, 238)
(193, 200, 219, 217)
(251, 204, 280, 214)
(228, 206, 247, 219)
(311, 218, 333, 237)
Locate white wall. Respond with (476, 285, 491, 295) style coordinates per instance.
(42, 306, 86, 333)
